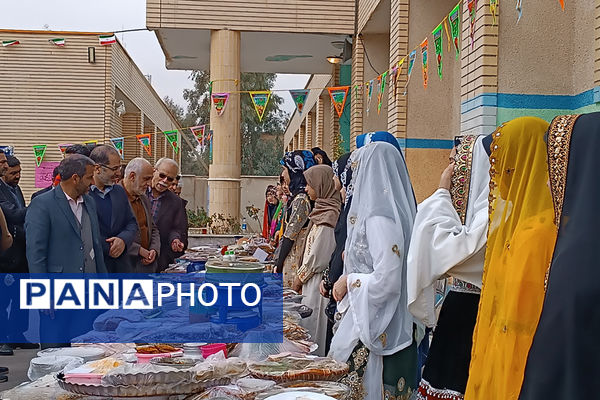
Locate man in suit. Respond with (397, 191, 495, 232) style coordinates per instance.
(148, 158, 188, 270)
(89, 145, 138, 273)
(26, 155, 107, 347)
(26, 155, 107, 274)
(121, 158, 160, 272)
(0, 156, 37, 352)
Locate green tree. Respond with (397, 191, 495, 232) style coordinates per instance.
(175, 71, 288, 176)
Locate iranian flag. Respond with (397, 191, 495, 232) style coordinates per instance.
(99, 34, 116, 46)
(2, 40, 20, 47)
(49, 38, 65, 47)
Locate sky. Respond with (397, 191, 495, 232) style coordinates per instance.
(0, 0, 310, 114)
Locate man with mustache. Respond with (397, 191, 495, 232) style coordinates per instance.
(147, 158, 187, 270)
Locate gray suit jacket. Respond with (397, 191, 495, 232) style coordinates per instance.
(127, 194, 161, 273)
(25, 185, 107, 273)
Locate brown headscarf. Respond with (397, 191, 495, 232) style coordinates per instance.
(303, 165, 341, 228)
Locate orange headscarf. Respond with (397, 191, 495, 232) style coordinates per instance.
(465, 117, 556, 400)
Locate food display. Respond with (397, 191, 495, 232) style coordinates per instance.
(135, 344, 180, 354)
(248, 355, 349, 383)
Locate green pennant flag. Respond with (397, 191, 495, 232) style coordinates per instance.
(433, 23, 444, 80)
(249, 91, 271, 122)
(163, 130, 179, 153)
(109, 137, 124, 159)
(33, 145, 47, 167)
(449, 2, 461, 59)
(377, 71, 388, 114)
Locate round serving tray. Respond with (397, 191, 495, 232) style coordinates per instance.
(57, 375, 230, 397)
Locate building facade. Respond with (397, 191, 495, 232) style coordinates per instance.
(0, 30, 181, 201)
(284, 0, 600, 201)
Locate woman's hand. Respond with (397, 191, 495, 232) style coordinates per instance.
(320, 280, 330, 297)
(439, 162, 455, 190)
(333, 275, 348, 302)
(292, 276, 303, 294)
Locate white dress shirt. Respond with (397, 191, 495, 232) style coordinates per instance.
(64, 192, 84, 224)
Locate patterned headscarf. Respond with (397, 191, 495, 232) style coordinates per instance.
(280, 150, 316, 197)
(333, 152, 354, 206)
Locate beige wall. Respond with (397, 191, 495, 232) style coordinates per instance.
(497, 0, 584, 95)
(406, 0, 461, 141)
(181, 175, 279, 233)
(111, 43, 180, 136)
(406, 148, 449, 203)
(147, 0, 355, 35)
(0, 32, 108, 201)
(360, 33, 390, 133)
(0, 31, 182, 200)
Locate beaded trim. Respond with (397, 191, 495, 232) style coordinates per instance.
(415, 379, 464, 400)
(487, 124, 505, 228)
(547, 114, 580, 227)
(450, 135, 478, 224)
(544, 114, 580, 291)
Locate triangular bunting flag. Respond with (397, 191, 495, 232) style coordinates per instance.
(328, 86, 349, 118)
(2, 40, 20, 47)
(58, 143, 72, 157)
(468, 0, 478, 47)
(490, 0, 499, 25)
(164, 130, 179, 153)
(377, 71, 388, 115)
(559, 0, 564, 10)
(433, 24, 444, 80)
(249, 91, 271, 122)
(421, 39, 429, 89)
(99, 34, 116, 46)
(136, 134, 152, 157)
(33, 145, 47, 167)
(110, 137, 125, 160)
(449, 3, 461, 59)
(405, 50, 417, 94)
(366, 80, 374, 115)
(83, 140, 98, 146)
(49, 38, 65, 47)
(190, 125, 206, 147)
(516, 0, 523, 21)
(443, 17, 452, 53)
(211, 93, 229, 116)
(390, 65, 399, 100)
(289, 89, 310, 114)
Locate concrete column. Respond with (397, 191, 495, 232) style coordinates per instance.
(305, 112, 314, 148)
(351, 36, 364, 150)
(387, 0, 410, 140)
(316, 97, 325, 147)
(209, 30, 241, 218)
(298, 122, 306, 149)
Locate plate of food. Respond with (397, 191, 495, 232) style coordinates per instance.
(150, 357, 199, 369)
(135, 344, 183, 363)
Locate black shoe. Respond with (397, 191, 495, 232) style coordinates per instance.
(0, 366, 7, 374)
(10, 342, 39, 350)
(0, 374, 6, 383)
(0, 345, 13, 356)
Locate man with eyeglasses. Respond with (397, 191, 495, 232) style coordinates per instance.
(148, 158, 187, 270)
(89, 145, 138, 273)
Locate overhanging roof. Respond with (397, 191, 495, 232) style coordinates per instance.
(155, 29, 349, 74)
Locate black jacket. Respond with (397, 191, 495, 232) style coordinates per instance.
(0, 180, 27, 272)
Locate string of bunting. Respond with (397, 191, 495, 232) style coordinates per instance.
(10, 0, 567, 166)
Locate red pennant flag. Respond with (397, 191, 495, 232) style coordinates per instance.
(327, 86, 349, 118)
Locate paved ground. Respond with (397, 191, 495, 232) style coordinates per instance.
(0, 348, 38, 392)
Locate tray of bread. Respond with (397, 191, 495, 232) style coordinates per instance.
(248, 354, 348, 383)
